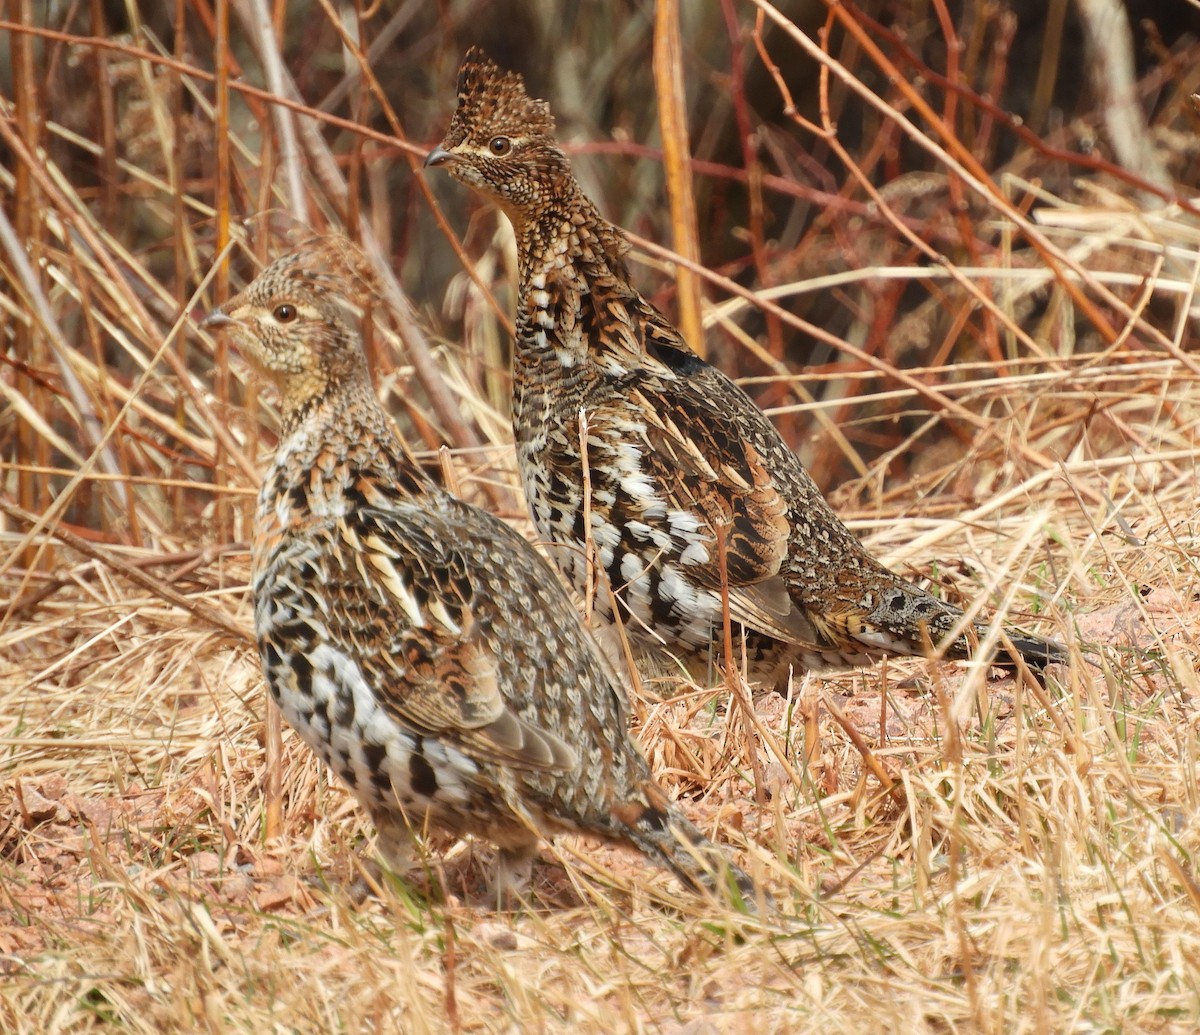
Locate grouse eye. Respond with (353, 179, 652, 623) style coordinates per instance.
(488, 135, 512, 156)
(273, 304, 297, 323)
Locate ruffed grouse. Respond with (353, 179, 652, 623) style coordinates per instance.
(426, 49, 1068, 689)
(202, 237, 755, 904)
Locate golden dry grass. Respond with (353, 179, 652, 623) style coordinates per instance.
(3, 3, 1200, 1032)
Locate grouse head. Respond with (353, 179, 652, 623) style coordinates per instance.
(202, 237, 376, 410)
(426, 48, 573, 222)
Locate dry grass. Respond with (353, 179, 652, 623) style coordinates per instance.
(3, 2, 1200, 1032)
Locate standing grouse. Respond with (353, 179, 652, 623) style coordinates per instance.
(202, 236, 756, 904)
(426, 49, 1068, 690)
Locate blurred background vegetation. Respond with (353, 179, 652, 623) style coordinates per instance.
(0, 0, 1197, 549)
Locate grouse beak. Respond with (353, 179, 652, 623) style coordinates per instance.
(424, 145, 454, 169)
(199, 307, 235, 330)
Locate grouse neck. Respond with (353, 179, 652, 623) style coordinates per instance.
(276, 360, 372, 434)
(273, 373, 429, 500)
(513, 185, 629, 290)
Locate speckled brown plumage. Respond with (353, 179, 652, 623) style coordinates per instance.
(202, 237, 755, 904)
(427, 49, 1068, 688)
